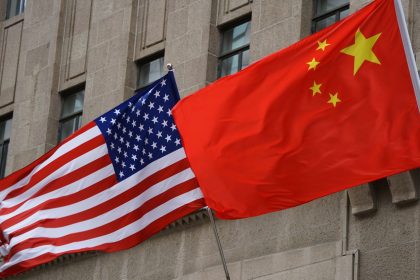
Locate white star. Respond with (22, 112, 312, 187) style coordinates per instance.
(175, 138, 181, 146)
(157, 106, 164, 113)
(128, 131, 133, 138)
(110, 118, 116, 125)
(122, 127, 127, 134)
(140, 158, 145, 165)
(114, 109, 121, 115)
(148, 102, 155, 110)
(124, 151, 128, 158)
(114, 133, 118, 140)
(99, 117, 106, 123)
(135, 135, 141, 141)
(110, 142, 115, 149)
(117, 123, 121, 129)
(119, 136, 124, 143)
(119, 171, 124, 177)
(152, 117, 158, 124)
(129, 164, 135, 171)
(141, 98, 146, 105)
(145, 138, 149, 144)
(126, 116, 131, 123)
(106, 128, 112, 135)
(131, 154, 137, 161)
(148, 152, 153, 159)
(156, 131, 163, 138)
(160, 79, 166, 87)
(132, 120, 136, 127)
(139, 124, 144, 131)
(128, 102, 133, 108)
(154, 91, 160, 98)
(165, 135, 172, 142)
(143, 113, 149, 120)
(160, 145, 166, 153)
(125, 141, 130, 148)
(162, 120, 168, 127)
(117, 147, 122, 154)
(151, 142, 157, 149)
(142, 148, 146, 155)
(148, 127, 153, 134)
(115, 157, 120, 163)
(170, 123, 176, 131)
(122, 162, 126, 168)
(163, 94, 169, 102)
(136, 109, 141, 116)
(131, 106, 136, 112)
(166, 109, 172, 116)
(134, 145, 139, 151)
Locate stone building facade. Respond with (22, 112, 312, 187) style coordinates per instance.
(0, 0, 419, 279)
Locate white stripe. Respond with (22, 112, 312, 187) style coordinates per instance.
(0, 188, 203, 273)
(0, 126, 102, 201)
(1, 144, 108, 210)
(1, 163, 115, 223)
(9, 168, 195, 248)
(3, 148, 187, 235)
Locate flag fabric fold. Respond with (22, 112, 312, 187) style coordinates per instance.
(0, 72, 205, 277)
(172, 0, 420, 219)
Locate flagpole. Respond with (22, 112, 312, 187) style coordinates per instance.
(167, 62, 230, 279)
(394, 0, 420, 112)
(205, 206, 231, 280)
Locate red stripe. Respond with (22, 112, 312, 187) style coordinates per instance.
(7, 158, 190, 238)
(3, 135, 105, 202)
(10, 178, 199, 254)
(0, 122, 96, 191)
(0, 199, 205, 278)
(1, 155, 113, 230)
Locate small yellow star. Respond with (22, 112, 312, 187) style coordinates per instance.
(340, 29, 381, 75)
(309, 81, 322, 96)
(327, 93, 341, 107)
(307, 58, 320, 71)
(316, 40, 330, 51)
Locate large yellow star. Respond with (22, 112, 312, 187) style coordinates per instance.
(316, 40, 330, 51)
(340, 29, 381, 75)
(307, 58, 320, 71)
(327, 93, 341, 107)
(309, 81, 322, 96)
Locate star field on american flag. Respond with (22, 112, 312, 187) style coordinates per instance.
(95, 73, 182, 181)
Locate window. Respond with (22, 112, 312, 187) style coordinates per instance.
(312, 0, 349, 33)
(59, 89, 84, 142)
(137, 55, 164, 89)
(218, 20, 251, 78)
(0, 117, 12, 178)
(5, 0, 26, 20)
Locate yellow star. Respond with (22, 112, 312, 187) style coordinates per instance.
(327, 93, 341, 107)
(316, 40, 330, 51)
(307, 58, 320, 71)
(309, 81, 322, 96)
(340, 29, 381, 75)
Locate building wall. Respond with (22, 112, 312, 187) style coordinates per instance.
(0, 0, 419, 279)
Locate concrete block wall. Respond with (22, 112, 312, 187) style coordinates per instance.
(0, 0, 418, 279)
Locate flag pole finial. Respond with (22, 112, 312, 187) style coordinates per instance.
(167, 63, 174, 71)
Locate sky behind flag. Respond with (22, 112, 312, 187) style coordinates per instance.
(0, 72, 205, 277)
(173, 0, 420, 219)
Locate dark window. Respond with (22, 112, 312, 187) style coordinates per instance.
(137, 55, 164, 89)
(0, 117, 12, 178)
(312, 0, 349, 33)
(218, 20, 251, 78)
(5, 0, 26, 20)
(59, 89, 84, 142)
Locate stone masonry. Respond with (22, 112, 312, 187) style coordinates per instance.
(0, 0, 419, 279)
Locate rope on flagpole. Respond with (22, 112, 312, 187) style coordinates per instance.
(205, 207, 231, 280)
(394, 0, 420, 112)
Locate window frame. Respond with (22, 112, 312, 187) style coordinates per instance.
(58, 87, 85, 143)
(218, 18, 251, 79)
(5, 0, 26, 20)
(0, 115, 12, 178)
(136, 52, 165, 91)
(311, 1, 349, 34)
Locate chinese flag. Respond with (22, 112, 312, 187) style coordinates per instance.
(173, 0, 420, 219)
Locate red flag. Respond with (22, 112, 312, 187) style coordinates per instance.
(0, 73, 204, 277)
(173, 0, 420, 219)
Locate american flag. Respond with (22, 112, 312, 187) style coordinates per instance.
(0, 72, 205, 277)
